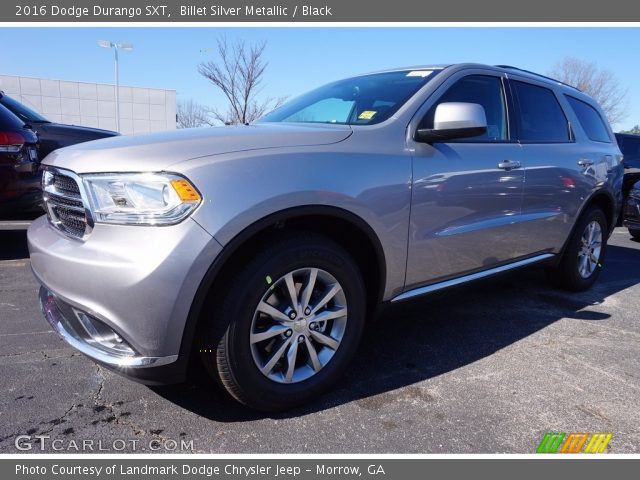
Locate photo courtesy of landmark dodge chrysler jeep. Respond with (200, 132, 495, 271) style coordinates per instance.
(28, 64, 623, 410)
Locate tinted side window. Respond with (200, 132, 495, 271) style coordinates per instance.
(421, 75, 508, 141)
(512, 81, 570, 143)
(566, 96, 610, 143)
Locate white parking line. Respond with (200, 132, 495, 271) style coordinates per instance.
(0, 261, 27, 267)
(0, 221, 32, 230)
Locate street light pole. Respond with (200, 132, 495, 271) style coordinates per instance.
(98, 40, 133, 133)
(114, 46, 120, 132)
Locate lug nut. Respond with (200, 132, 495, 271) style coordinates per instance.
(289, 311, 297, 320)
(298, 335, 305, 344)
(285, 330, 292, 337)
(304, 307, 311, 315)
(309, 322, 317, 330)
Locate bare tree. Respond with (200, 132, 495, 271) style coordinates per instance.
(549, 57, 628, 125)
(176, 99, 211, 129)
(198, 38, 286, 125)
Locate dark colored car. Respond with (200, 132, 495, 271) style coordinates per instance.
(623, 182, 640, 240)
(0, 103, 40, 214)
(0, 91, 118, 161)
(615, 132, 640, 197)
(624, 182, 640, 239)
(615, 133, 640, 238)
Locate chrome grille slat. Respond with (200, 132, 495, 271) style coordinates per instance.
(51, 173, 81, 198)
(53, 208, 87, 238)
(44, 192, 85, 212)
(43, 168, 93, 240)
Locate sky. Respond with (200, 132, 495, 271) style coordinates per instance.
(0, 27, 639, 130)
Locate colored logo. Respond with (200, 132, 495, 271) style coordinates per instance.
(536, 432, 612, 453)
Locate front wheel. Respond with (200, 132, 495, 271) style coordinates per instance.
(629, 228, 640, 241)
(200, 233, 366, 411)
(546, 206, 608, 291)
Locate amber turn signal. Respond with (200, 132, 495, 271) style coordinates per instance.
(171, 179, 201, 202)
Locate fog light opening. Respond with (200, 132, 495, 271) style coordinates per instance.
(73, 309, 136, 357)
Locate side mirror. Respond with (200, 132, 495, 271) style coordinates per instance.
(416, 102, 488, 143)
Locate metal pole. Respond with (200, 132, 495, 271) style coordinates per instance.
(114, 45, 120, 132)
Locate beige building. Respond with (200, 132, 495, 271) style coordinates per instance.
(0, 74, 176, 135)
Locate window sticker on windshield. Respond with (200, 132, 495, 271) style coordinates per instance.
(358, 110, 377, 120)
(406, 71, 433, 77)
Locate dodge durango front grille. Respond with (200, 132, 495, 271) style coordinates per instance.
(42, 168, 94, 240)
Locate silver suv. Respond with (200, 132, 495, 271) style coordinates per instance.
(28, 64, 623, 410)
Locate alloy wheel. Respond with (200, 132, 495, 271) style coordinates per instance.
(578, 220, 602, 278)
(249, 268, 348, 384)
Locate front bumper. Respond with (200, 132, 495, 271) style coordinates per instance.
(28, 215, 222, 382)
(39, 287, 177, 368)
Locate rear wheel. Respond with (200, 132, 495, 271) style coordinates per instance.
(200, 233, 366, 411)
(546, 206, 608, 291)
(629, 228, 640, 241)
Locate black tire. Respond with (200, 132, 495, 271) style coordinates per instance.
(199, 233, 366, 411)
(629, 228, 640, 241)
(546, 206, 608, 292)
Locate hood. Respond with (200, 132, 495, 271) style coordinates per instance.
(42, 123, 352, 174)
(35, 122, 119, 140)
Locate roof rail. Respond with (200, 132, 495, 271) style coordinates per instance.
(495, 65, 582, 92)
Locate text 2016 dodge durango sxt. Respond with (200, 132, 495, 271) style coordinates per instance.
(28, 64, 623, 410)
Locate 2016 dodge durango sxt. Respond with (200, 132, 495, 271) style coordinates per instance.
(28, 64, 623, 410)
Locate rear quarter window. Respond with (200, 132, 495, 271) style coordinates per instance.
(566, 96, 611, 143)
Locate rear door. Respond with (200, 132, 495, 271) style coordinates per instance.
(510, 78, 616, 255)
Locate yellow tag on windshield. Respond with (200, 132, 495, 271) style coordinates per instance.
(358, 110, 377, 120)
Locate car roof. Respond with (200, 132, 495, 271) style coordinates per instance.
(361, 63, 605, 107)
(365, 63, 581, 92)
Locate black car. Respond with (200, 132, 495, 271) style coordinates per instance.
(615, 133, 640, 239)
(0, 103, 40, 214)
(0, 91, 118, 161)
(615, 132, 640, 198)
(624, 182, 640, 240)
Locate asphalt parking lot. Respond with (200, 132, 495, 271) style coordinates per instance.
(0, 218, 639, 453)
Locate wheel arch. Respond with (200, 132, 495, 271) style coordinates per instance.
(553, 189, 617, 268)
(585, 190, 616, 235)
(178, 205, 387, 373)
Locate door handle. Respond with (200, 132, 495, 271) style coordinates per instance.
(497, 160, 521, 170)
(577, 159, 594, 167)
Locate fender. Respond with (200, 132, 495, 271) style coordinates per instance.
(176, 205, 388, 376)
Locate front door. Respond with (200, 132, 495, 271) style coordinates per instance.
(405, 73, 525, 288)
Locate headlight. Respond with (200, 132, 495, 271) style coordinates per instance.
(82, 173, 201, 225)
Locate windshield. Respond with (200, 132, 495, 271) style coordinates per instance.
(260, 69, 439, 126)
(0, 94, 49, 123)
